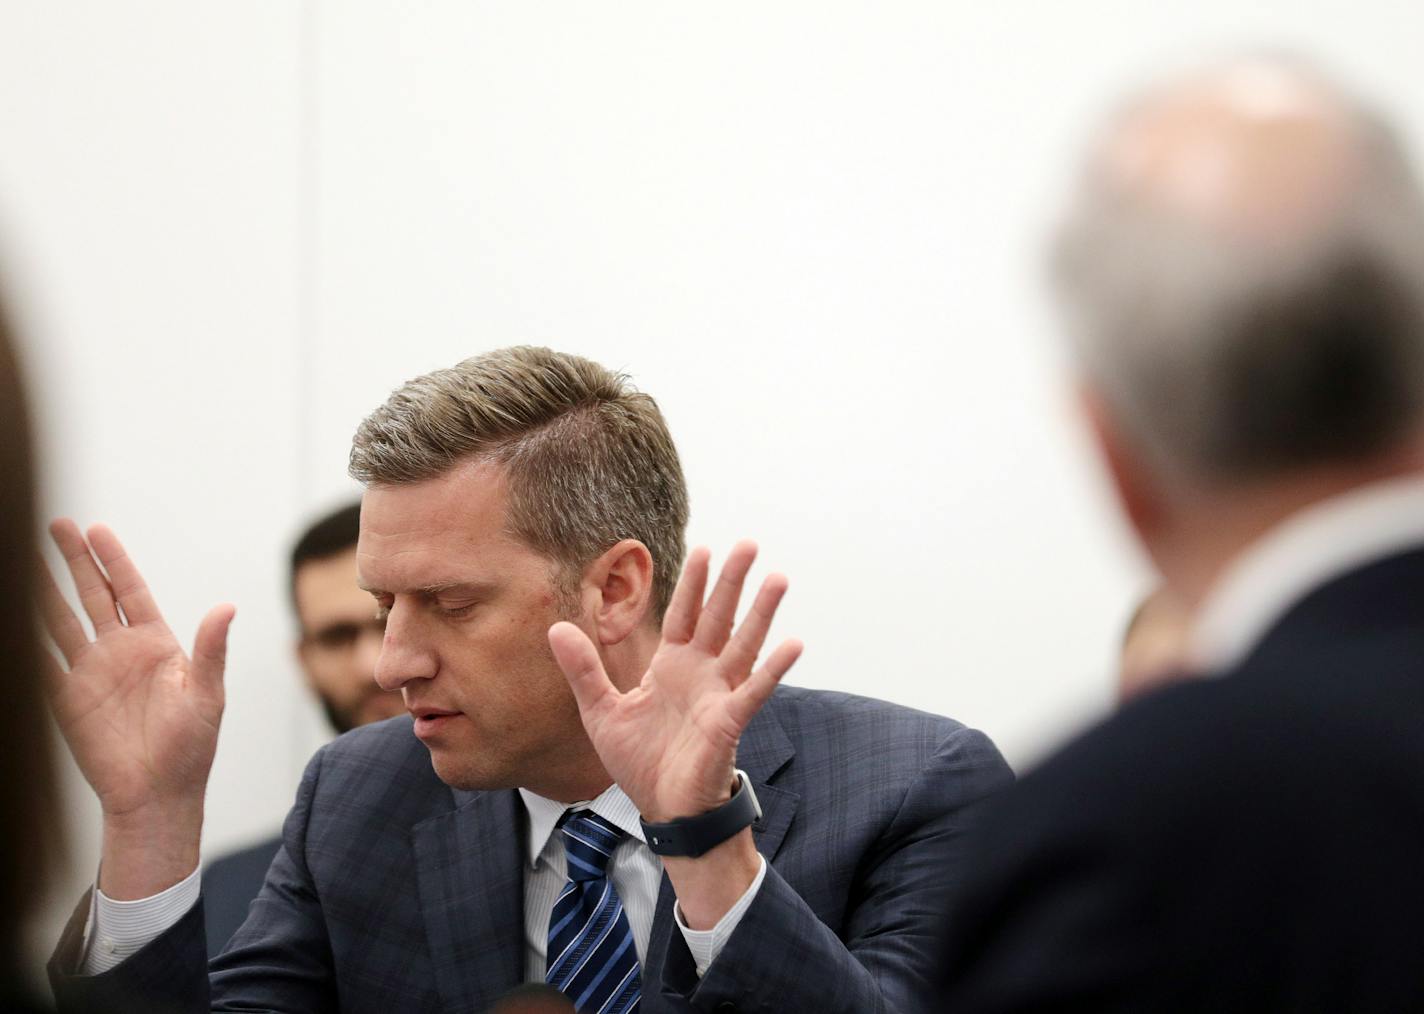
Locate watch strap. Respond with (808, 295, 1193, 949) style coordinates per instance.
(640, 769, 762, 858)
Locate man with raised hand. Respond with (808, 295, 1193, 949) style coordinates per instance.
(45, 346, 1011, 1014)
(937, 58, 1424, 1011)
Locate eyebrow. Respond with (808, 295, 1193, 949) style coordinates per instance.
(358, 580, 497, 598)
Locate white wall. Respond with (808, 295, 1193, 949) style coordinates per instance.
(2, 0, 1421, 974)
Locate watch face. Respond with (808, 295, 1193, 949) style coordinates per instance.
(738, 770, 764, 822)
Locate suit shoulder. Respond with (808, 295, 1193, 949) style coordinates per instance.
(766, 685, 1009, 783)
(1011, 678, 1241, 806)
(770, 684, 978, 742)
(319, 713, 429, 769)
(301, 715, 451, 822)
(998, 665, 1417, 846)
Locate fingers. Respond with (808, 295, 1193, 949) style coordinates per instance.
(691, 540, 758, 654)
(88, 525, 165, 627)
(729, 637, 803, 728)
(49, 519, 122, 633)
(660, 547, 711, 645)
(548, 621, 619, 722)
(191, 603, 236, 693)
(36, 552, 89, 665)
(721, 573, 789, 683)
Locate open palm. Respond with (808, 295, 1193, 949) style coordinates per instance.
(40, 520, 233, 819)
(548, 541, 802, 822)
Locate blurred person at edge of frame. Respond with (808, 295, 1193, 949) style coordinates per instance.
(0, 271, 57, 1014)
(937, 55, 1424, 1011)
(201, 502, 405, 959)
(0, 280, 139, 1014)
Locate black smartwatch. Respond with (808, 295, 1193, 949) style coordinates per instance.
(640, 769, 762, 858)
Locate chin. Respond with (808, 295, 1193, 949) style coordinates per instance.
(427, 749, 512, 792)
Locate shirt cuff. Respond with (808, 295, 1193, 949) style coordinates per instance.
(80, 865, 201, 975)
(673, 854, 767, 978)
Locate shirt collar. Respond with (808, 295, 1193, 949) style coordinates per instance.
(1189, 473, 1424, 674)
(518, 782, 647, 870)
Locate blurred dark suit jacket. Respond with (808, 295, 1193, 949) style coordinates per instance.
(51, 686, 1012, 1013)
(200, 835, 281, 960)
(936, 546, 1424, 1012)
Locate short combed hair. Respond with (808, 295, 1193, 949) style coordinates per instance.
(1055, 59, 1424, 485)
(349, 346, 690, 618)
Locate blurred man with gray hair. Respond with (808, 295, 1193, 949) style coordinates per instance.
(937, 57, 1424, 1010)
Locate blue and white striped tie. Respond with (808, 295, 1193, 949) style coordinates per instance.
(545, 810, 642, 1014)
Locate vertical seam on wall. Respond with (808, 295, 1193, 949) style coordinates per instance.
(292, 0, 321, 778)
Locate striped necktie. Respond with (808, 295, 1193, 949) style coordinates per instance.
(545, 810, 642, 1014)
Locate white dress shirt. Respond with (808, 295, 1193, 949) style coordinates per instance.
(82, 781, 765, 982)
(1188, 474, 1424, 673)
(520, 782, 765, 980)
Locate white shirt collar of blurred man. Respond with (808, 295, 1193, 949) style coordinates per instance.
(1189, 474, 1424, 674)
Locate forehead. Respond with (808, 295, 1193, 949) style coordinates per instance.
(294, 549, 366, 618)
(356, 458, 530, 591)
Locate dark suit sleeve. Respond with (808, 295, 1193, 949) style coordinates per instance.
(48, 746, 338, 1014)
(659, 726, 1014, 1014)
(48, 891, 209, 1014)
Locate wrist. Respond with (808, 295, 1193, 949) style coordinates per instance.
(642, 769, 760, 859)
(100, 801, 204, 901)
(642, 768, 738, 825)
(662, 829, 761, 931)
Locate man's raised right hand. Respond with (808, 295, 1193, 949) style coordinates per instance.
(40, 520, 234, 899)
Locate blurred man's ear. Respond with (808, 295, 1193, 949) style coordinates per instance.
(582, 539, 655, 646)
(1078, 383, 1165, 546)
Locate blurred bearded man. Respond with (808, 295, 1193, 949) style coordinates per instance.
(201, 503, 404, 957)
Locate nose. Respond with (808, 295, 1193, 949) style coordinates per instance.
(372, 600, 437, 692)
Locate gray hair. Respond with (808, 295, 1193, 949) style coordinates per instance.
(1054, 60, 1424, 486)
(349, 346, 690, 619)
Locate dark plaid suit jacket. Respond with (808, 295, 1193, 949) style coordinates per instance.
(52, 685, 1012, 1013)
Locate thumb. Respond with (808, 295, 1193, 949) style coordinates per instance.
(548, 620, 617, 722)
(192, 603, 236, 691)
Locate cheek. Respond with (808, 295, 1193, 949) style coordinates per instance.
(303, 655, 342, 693)
(316, 667, 368, 705)
(448, 602, 570, 706)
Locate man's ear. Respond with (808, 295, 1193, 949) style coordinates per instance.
(582, 540, 655, 646)
(1078, 383, 1164, 544)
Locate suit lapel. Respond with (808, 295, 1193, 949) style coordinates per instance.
(740, 699, 799, 863)
(412, 787, 525, 1012)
